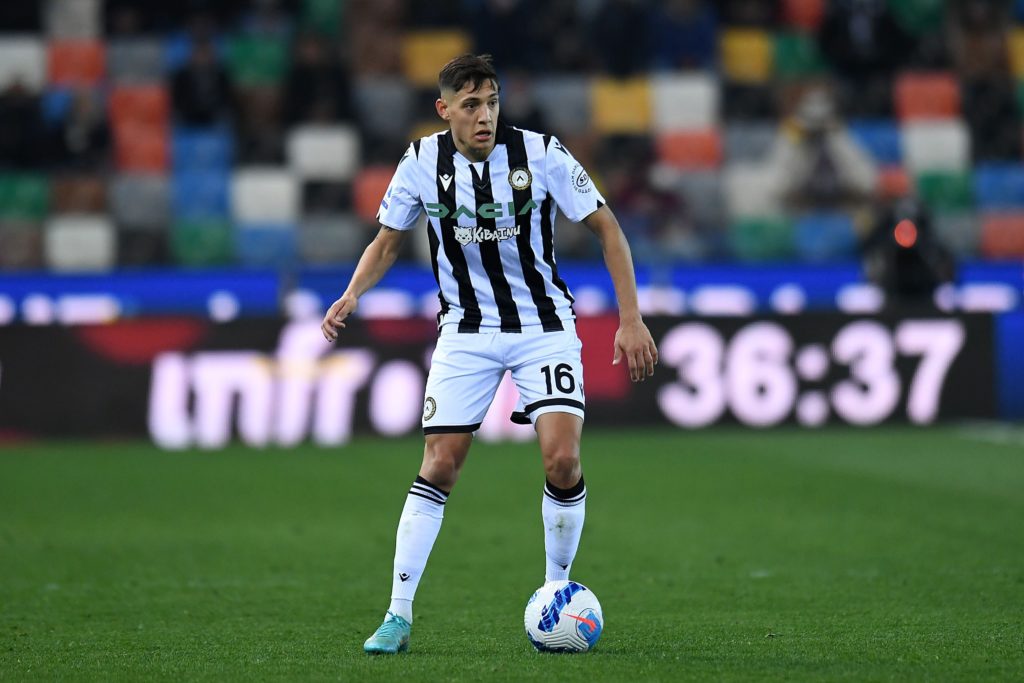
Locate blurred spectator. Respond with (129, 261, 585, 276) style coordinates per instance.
(239, 0, 294, 38)
(818, 0, 912, 116)
(0, 81, 47, 170)
(591, 0, 652, 77)
(649, 0, 717, 71)
(171, 39, 234, 125)
(499, 71, 546, 132)
(56, 89, 110, 171)
(472, 0, 543, 71)
(533, 0, 592, 72)
(284, 32, 353, 125)
(762, 87, 877, 214)
(720, 0, 777, 26)
(862, 196, 956, 307)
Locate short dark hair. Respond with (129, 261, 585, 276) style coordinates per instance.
(438, 54, 499, 95)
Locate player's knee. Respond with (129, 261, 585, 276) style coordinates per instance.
(542, 442, 581, 488)
(421, 438, 469, 489)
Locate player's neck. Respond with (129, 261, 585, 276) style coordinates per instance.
(452, 136, 496, 164)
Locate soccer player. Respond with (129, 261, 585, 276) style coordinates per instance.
(320, 54, 658, 654)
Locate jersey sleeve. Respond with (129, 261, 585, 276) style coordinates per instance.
(544, 136, 606, 223)
(376, 144, 423, 230)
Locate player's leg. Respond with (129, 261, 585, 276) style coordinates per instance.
(507, 328, 588, 583)
(365, 330, 502, 654)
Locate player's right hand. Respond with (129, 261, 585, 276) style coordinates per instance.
(321, 294, 358, 342)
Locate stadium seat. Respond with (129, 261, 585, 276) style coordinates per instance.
(656, 130, 722, 170)
(163, 33, 227, 72)
(901, 121, 970, 172)
(45, 0, 101, 39)
(888, 0, 945, 35)
(226, 35, 288, 86)
(533, 76, 591, 132)
(286, 125, 361, 181)
(720, 29, 773, 83)
(299, 214, 370, 264)
(651, 73, 718, 132)
(170, 218, 233, 266)
(933, 211, 979, 256)
(48, 40, 105, 86)
(301, 0, 343, 36)
(109, 85, 170, 129)
(41, 88, 74, 125)
(774, 32, 827, 79)
(172, 169, 230, 219)
(0, 36, 46, 91)
(591, 77, 652, 135)
(781, 0, 825, 31)
(51, 175, 106, 213)
(107, 39, 165, 84)
(973, 163, 1024, 210)
(44, 214, 116, 271)
(724, 163, 777, 218)
(353, 76, 414, 140)
(171, 127, 234, 171)
(353, 166, 397, 223)
(1010, 29, 1024, 77)
(793, 212, 858, 262)
(0, 221, 43, 269)
(113, 123, 169, 172)
(728, 216, 794, 261)
(916, 171, 973, 211)
(723, 122, 777, 163)
(400, 30, 471, 88)
(894, 72, 960, 120)
(109, 174, 170, 230)
(117, 227, 168, 266)
(847, 120, 902, 165)
(877, 166, 912, 199)
(672, 170, 725, 229)
(231, 168, 299, 223)
(979, 212, 1024, 258)
(0, 174, 50, 221)
(234, 223, 299, 268)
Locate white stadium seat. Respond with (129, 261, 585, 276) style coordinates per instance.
(44, 214, 116, 271)
(533, 76, 591, 132)
(901, 121, 970, 172)
(286, 125, 361, 181)
(45, 0, 101, 39)
(230, 167, 299, 223)
(0, 36, 46, 91)
(354, 77, 414, 140)
(651, 73, 719, 132)
(724, 162, 778, 218)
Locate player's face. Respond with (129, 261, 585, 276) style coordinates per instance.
(437, 80, 500, 162)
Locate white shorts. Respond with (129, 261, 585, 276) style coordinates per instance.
(421, 325, 586, 434)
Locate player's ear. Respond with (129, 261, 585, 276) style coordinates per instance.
(435, 98, 450, 121)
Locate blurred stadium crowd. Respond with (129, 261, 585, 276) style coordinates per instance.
(1, 0, 1024, 273)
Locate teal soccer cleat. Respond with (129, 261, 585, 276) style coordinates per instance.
(363, 612, 411, 654)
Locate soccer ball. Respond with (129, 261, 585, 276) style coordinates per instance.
(524, 580, 603, 652)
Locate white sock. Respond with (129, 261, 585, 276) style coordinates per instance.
(542, 477, 586, 582)
(388, 476, 448, 623)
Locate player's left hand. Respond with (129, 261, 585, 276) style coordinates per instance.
(612, 317, 658, 382)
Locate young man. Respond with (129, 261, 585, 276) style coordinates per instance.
(320, 54, 658, 654)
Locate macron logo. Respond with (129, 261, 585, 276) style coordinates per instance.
(439, 174, 453, 192)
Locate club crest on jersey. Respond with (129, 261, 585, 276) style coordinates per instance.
(423, 397, 436, 421)
(508, 166, 532, 191)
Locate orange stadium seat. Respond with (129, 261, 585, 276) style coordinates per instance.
(894, 72, 960, 120)
(401, 30, 471, 88)
(720, 29, 773, 83)
(591, 77, 652, 135)
(114, 124, 169, 172)
(353, 166, 397, 223)
(877, 166, 912, 199)
(656, 129, 723, 170)
(782, 0, 825, 31)
(48, 40, 105, 86)
(980, 213, 1024, 258)
(109, 85, 170, 129)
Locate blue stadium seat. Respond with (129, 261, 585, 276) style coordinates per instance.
(973, 163, 1024, 209)
(793, 212, 859, 262)
(234, 223, 298, 268)
(847, 119, 902, 165)
(171, 169, 229, 219)
(172, 127, 234, 171)
(41, 89, 74, 126)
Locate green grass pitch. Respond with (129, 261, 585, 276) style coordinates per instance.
(1, 427, 1022, 681)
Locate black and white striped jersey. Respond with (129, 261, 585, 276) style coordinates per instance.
(377, 123, 605, 333)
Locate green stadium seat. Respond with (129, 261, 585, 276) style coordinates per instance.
(226, 35, 288, 86)
(302, 0, 344, 35)
(774, 32, 827, 79)
(728, 216, 794, 261)
(916, 171, 973, 212)
(0, 174, 50, 221)
(170, 219, 233, 266)
(889, 0, 945, 35)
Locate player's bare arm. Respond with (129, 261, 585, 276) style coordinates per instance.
(582, 206, 658, 382)
(321, 226, 408, 342)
